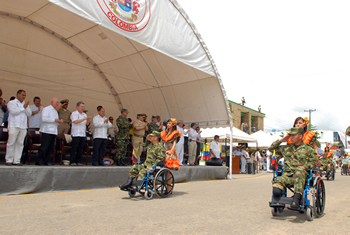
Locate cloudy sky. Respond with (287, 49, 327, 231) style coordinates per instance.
(177, 0, 350, 133)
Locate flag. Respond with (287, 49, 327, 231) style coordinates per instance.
(220, 143, 226, 161)
(271, 150, 277, 169)
(131, 149, 138, 164)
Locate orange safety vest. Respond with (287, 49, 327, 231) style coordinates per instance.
(321, 151, 333, 158)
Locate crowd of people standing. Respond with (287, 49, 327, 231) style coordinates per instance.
(1, 89, 207, 167)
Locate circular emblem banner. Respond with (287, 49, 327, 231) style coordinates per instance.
(97, 0, 151, 32)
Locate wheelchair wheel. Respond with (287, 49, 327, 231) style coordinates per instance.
(315, 178, 326, 217)
(144, 189, 153, 200)
(128, 188, 136, 197)
(306, 207, 314, 221)
(271, 207, 278, 216)
(154, 168, 175, 197)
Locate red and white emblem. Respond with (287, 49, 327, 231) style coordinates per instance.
(97, 0, 151, 32)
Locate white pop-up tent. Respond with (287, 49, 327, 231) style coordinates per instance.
(0, 0, 237, 177)
(248, 131, 276, 148)
(201, 127, 257, 144)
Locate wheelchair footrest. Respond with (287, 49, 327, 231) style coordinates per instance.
(271, 197, 293, 205)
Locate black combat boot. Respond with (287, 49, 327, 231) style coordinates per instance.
(291, 193, 301, 208)
(272, 187, 283, 201)
(119, 177, 134, 190)
(116, 159, 121, 166)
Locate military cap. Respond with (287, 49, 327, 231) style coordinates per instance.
(196, 126, 200, 130)
(156, 115, 160, 119)
(137, 113, 147, 117)
(177, 120, 183, 124)
(289, 127, 304, 135)
(121, 108, 129, 113)
(151, 115, 158, 120)
(149, 131, 161, 138)
(60, 99, 69, 104)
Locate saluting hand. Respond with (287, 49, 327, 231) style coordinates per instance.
(279, 134, 290, 143)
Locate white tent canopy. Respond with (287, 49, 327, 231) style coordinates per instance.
(248, 131, 276, 148)
(201, 127, 257, 144)
(0, 0, 231, 128)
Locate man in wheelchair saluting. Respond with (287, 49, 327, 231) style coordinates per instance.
(270, 127, 318, 209)
(120, 131, 166, 190)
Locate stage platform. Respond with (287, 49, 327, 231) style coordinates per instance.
(0, 164, 228, 195)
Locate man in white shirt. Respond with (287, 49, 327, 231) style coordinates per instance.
(28, 96, 44, 129)
(92, 106, 113, 166)
(5, 90, 32, 166)
(255, 149, 261, 173)
(36, 97, 63, 165)
(187, 123, 199, 166)
(210, 135, 220, 159)
(175, 120, 187, 166)
(266, 150, 272, 172)
(70, 101, 92, 166)
(241, 145, 249, 173)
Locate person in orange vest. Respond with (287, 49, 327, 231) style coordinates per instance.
(319, 146, 333, 173)
(288, 117, 318, 155)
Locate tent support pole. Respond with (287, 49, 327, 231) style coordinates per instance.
(229, 127, 233, 179)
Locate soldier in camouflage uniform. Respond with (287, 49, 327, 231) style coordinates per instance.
(115, 108, 134, 166)
(120, 131, 166, 190)
(269, 127, 318, 208)
(319, 147, 333, 173)
(56, 99, 71, 134)
(145, 116, 162, 147)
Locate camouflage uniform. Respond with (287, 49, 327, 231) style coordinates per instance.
(129, 141, 166, 180)
(145, 121, 160, 147)
(116, 115, 132, 161)
(269, 130, 317, 195)
(319, 155, 332, 172)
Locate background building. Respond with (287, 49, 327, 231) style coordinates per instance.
(228, 100, 265, 134)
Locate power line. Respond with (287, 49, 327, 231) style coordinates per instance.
(304, 109, 316, 126)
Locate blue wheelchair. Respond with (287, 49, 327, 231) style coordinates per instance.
(125, 162, 175, 200)
(319, 164, 335, 181)
(269, 165, 326, 221)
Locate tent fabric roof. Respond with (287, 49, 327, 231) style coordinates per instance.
(248, 130, 276, 148)
(0, 0, 232, 128)
(201, 127, 258, 143)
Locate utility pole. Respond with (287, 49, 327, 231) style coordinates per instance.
(304, 109, 316, 126)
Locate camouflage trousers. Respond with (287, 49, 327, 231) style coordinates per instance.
(319, 159, 332, 172)
(320, 164, 332, 173)
(273, 168, 308, 195)
(129, 163, 150, 180)
(116, 138, 129, 160)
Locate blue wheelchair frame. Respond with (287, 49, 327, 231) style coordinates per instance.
(270, 165, 325, 221)
(127, 161, 175, 200)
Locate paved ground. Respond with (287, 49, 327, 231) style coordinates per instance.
(0, 170, 349, 234)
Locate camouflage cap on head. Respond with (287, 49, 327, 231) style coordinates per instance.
(289, 127, 304, 135)
(137, 113, 147, 117)
(121, 108, 129, 113)
(148, 131, 161, 138)
(151, 115, 158, 120)
(60, 99, 69, 104)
